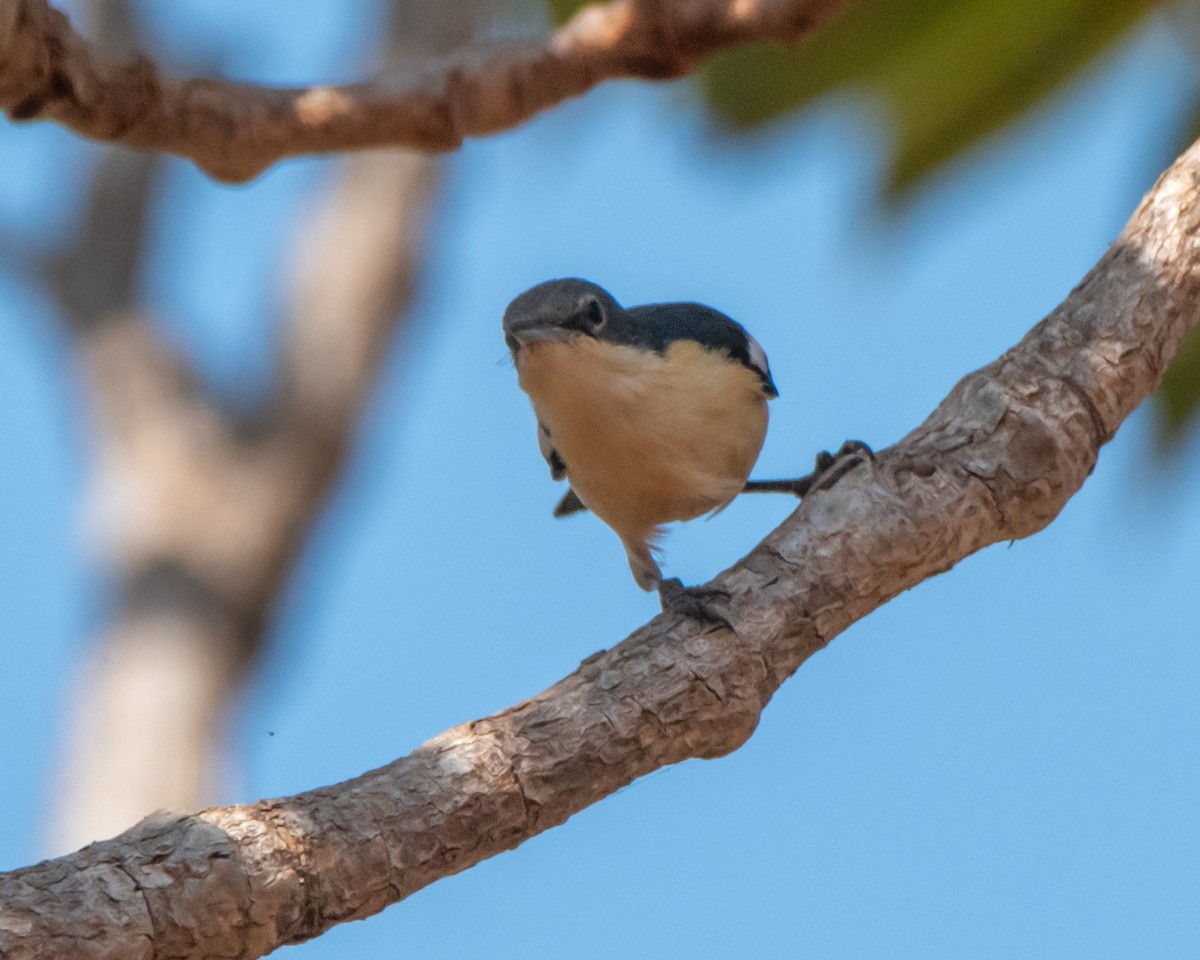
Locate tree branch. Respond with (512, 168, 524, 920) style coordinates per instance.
(3, 123, 1197, 959)
(0, 0, 854, 182)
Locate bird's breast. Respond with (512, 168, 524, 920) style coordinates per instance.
(516, 336, 769, 537)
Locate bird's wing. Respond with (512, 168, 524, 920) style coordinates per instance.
(625, 302, 778, 398)
(537, 420, 568, 481)
(537, 421, 587, 517)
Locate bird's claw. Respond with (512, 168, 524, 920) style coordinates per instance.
(809, 439, 874, 494)
(743, 439, 874, 499)
(656, 578, 733, 628)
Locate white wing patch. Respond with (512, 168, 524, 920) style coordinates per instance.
(745, 334, 775, 395)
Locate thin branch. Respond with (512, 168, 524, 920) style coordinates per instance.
(0, 0, 854, 182)
(3, 127, 1197, 960)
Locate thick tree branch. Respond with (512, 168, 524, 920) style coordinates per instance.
(3, 129, 1198, 959)
(0, 0, 853, 182)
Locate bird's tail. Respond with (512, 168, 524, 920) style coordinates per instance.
(553, 488, 588, 518)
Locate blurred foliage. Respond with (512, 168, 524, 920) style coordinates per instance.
(700, 0, 1149, 192)
(1158, 327, 1200, 437)
(1153, 38, 1200, 436)
(547, 0, 585, 24)
(552, 0, 1149, 192)
(548, 0, 1200, 435)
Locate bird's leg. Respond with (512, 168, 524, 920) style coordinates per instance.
(656, 577, 733, 628)
(743, 440, 874, 499)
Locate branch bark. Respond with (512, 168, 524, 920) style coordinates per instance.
(0, 0, 853, 182)
(3, 123, 1197, 960)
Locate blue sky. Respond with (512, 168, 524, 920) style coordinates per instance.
(2, 6, 1200, 958)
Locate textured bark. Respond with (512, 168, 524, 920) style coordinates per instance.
(44, 3, 446, 848)
(0, 0, 854, 182)
(3, 129, 1198, 960)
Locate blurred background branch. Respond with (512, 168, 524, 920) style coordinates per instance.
(44, 0, 470, 850)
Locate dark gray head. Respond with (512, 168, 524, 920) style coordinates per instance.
(502, 278, 623, 355)
(503, 278, 777, 397)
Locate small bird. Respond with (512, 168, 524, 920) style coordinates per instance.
(503, 278, 868, 621)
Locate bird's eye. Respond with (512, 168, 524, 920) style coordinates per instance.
(582, 297, 604, 331)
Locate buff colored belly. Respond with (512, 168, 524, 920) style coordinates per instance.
(517, 336, 769, 545)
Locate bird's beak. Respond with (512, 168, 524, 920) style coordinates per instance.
(504, 320, 570, 347)
(505, 321, 553, 359)
(509, 326, 555, 342)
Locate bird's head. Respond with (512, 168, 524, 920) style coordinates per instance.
(502, 278, 622, 357)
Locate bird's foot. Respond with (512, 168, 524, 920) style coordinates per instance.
(744, 439, 874, 499)
(656, 578, 733, 627)
(809, 439, 874, 493)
